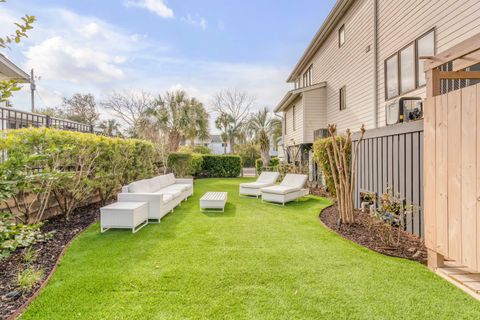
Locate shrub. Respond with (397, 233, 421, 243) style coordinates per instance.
(0, 128, 156, 220)
(0, 213, 54, 260)
(313, 136, 351, 197)
(178, 145, 211, 154)
(200, 155, 242, 178)
(190, 153, 204, 176)
(255, 157, 279, 174)
(167, 152, 192, 177)
(234, 143, 260, 168)
(17, 266, 44, 292)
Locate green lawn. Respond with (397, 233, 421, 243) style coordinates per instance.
(22, 178, 480, 319)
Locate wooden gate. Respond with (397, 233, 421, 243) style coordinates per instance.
(424, 33, 480, 271)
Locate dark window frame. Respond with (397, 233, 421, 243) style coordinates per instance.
(384, 28, 436, 101)
(339, 86, 346, 111)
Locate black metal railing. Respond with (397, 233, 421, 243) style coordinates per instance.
(0, 106, 105, 135)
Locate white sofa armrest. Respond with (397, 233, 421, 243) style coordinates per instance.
(175, 178, 193, 185)
(117, 193, 163, 219)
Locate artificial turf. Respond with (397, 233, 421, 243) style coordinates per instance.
(21, 178, 480, 319)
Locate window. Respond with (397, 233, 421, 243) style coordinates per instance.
(400, 44, 415, 92)
(339, 25, 345, 47)
(292, 106, 296, 131)
(339, 86, 346, 111)
(302, 65, 312, 87)
(417, 30, 435, 86)
(385, 55, 399, 99)
(384, 29, 435, 100)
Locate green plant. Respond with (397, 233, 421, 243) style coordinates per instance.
(17, 266, 44, 292)
(235, 143, 260, 168)
(0, 128, 156, 220)
(200, 155, 242, 178)
(190, 153, 204, 176)
(0, 213, 54, 259)
(178, 145, 211, 154)
(255, 157, 279, 174)
(22, 246, 39, 264)
(168, 152, 193, 177)
(313, 136, 350, 197)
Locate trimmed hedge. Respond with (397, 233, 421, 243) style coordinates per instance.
(178, 145, 211, 154)
(313, 136, 351, 197)
(0, 128, 156, 221)
(255, 157, 279, 174)
(200, 155, 242, 178)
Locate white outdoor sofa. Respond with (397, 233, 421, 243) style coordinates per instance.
(239, 171, 280, 197)
(261, 174, 308, 205)
(117, 173, 193, 222)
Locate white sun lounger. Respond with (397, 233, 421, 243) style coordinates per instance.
(261, 174, 309, 205)
(239, 171, 280, 197)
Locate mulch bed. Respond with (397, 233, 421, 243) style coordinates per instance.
(320, 204, 427, 263)
(0, 203, 102, 320)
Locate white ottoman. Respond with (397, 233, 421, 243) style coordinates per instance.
(200, 192, 227, 212)
(100, 202, 148, 233)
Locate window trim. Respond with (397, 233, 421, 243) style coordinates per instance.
(338, 24, 345, 47)
(384, 28, 436, 101)
(339, 86, 346, 111)
(292, 105, 296, 131)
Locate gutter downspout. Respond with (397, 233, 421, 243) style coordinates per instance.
(373, 0, 379, 128)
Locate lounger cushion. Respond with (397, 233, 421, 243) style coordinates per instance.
(261, 185, 301, 195)
(240, 182, 274, 189)
(257, 172, 279, 184)
(280, 174, 308, 188)
(128, 179, 151, 193)
(162, 194, 174, 204)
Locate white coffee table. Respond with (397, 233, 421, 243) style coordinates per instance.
(200, 192, 228, 212)
(100, 202, 148, 233)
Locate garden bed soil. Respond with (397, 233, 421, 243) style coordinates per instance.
(320, 204, 427, 263)
(0, 203, 102, 320)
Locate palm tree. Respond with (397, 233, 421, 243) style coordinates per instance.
(215, 112, 234, 154)
(183, 97, 209, 146)
(146, 90, 209, 151)
(98, 119, 121, 136)
(247, 107, 276, 166)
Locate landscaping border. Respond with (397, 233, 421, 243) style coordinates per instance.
(6, 220, 95, 320)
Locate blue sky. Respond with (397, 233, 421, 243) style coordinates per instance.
(2, 0, 335, 127)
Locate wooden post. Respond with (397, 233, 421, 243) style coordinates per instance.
(428, 249, 445, 270)
(426, 68, 440, 98)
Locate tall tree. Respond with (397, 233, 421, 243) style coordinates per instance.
(61, 93, 99, 125)
(101, 91, 153, 133)
(215, 112, 234, 154)
(145, 90, 209, 151)
(247, 107, 276, 166)
(212, 89, 254, 153)
(182, 97, 209, 146)
(98, 119, 121, 136)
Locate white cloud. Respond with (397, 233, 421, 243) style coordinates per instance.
(124, 0, 174, 18)
(182, 14, 207, 30)
(21, 9, 150, 84)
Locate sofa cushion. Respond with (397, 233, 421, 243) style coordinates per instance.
(261, 185, 300, 195)
(175, 183, 192, 191)
(162, 194, 174, 204)
(149, 175, 170, 192)
(166, 173, 176, 185)
(128, 179, 151, 193)
(160, 185, 186, 194)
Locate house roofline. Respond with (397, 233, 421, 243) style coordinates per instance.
(0, 54, 30, 82)
(274, 82, 326, 112)
(286, 0, 356, 82)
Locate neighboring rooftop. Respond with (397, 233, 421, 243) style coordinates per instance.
(0, 54, 30, 82)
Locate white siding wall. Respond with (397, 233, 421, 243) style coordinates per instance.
(284, 96, 304, 146)
(303, 87, 327, 142)
(298, 0, 375, 133)
(376, 0, 480, 125)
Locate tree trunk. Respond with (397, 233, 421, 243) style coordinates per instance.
(261, 148, 270, 168)
(229, 137, 235, 154)
(168, 131, 181, 151)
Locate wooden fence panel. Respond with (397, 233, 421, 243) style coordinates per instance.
(352, 121, 424, 237)
(461, 85, 477, 269)
(425, 83, 480, 271)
